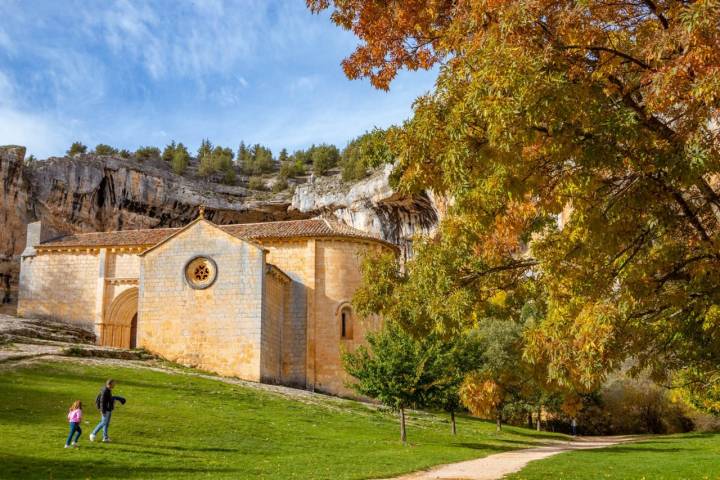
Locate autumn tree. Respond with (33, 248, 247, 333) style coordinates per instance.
(311, 0, 720, 397)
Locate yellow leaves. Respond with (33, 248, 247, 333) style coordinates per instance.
(459, 372, 504, 416)
(489, 290, 507, 307)
(703, 305, 720, 332)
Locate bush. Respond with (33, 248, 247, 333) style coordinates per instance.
(272, 178, 289, 193)
(239, 142, 275, 175)
(93, 144, 118, 156)
(135, 146, 161, 161)
(119, 149, 131, 159)
(67, 141, 87, 156)
(311, 144, 340, 175)
(199, 142, 235, 183)
(247, 176, 266, 191)
(171, 145, 190, 175)
(162, 141, 177, 163)
(279, 159, 306, 179)
(340, 128, 394, 181)
(576, 375, 695, 435)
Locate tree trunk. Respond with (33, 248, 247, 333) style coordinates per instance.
(496, 410, 502, 432)
(536, 405, 542, 431)
(527, 411, 533, 429)
(450, 410, 457, 435)
(399, 407, 407, 444)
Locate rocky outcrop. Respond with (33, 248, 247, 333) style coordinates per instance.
(291, 164, 441, 260)
(0, 146, 441, 296)
(1, 146, 29, 304)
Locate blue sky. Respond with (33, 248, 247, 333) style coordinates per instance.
(0, 0, 437, 158)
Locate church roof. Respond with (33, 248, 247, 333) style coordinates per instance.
(37, 218, 396, 250)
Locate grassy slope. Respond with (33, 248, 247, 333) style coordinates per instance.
(507, 433, 720, 480)
(0, 360, 565, 480)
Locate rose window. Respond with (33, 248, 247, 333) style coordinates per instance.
(185, 256, 217, 289)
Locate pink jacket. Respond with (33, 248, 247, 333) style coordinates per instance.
(67, 408, 82, 423)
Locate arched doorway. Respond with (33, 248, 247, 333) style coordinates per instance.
(101, 288, 139, 348)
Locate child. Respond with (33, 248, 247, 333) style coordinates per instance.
(65, 400, 83, 448)
(90, 379, 126, 443)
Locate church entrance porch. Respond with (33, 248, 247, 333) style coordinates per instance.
(101, 287, 138, 348)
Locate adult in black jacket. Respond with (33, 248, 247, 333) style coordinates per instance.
(89, 379, 126, 442)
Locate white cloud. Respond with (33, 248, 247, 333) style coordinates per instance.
(0, 69, 68, 156)
(289, 75, 320, 92)
(0, 107, 68, 157)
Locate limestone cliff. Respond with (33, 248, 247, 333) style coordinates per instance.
(291, 164, 440, 260)
(0, 145, 441, 299)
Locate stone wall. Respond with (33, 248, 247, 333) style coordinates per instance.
(261, 269, 287, 383)
(139, 220, 266, 380)
(18, 251, 100, 330)
(311, 240, 386, 396)
(106, 252, 140, 278)
(261, 240, 311, 387)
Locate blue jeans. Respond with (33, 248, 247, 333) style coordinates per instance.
(66, 422, 82, 445)
(91, 411, 112, 439)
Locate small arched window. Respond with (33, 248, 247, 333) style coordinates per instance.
(340, 306, 353, 340)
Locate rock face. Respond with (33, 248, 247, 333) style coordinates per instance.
(0, 145, 441, 297)
(0, 146, 29, 303)
(292, 164, 441, 260)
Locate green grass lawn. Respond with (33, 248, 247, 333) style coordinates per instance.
(0, 360, 565, 479)
(507, 433, 720, 480)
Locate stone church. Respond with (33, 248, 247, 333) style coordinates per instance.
(17, 212, 396, 396)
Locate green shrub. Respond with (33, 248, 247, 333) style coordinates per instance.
(171, 145, 190, 175)
(279, 159, 306, 179)
(272, 178, 289, 193)
(248, 176, 266, 191)
(135, 146, 161, 161)
(311, 144, 340, 175)
(340, 128, 394, 181)
(66, 141, 87, 156)
(239, 142, 275, 175)
(93, 144, 118, 156)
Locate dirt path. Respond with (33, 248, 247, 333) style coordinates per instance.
(387, 436, 637, 480)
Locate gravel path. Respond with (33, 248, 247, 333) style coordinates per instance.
(386, 436, 637, 480)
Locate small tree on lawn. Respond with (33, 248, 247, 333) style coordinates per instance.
(342, 322, 446, 444)
(428, 331, 485, 435)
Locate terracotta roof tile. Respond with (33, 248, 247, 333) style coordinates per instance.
(38, 219, 395, 250)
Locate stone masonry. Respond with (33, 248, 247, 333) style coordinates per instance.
(17, 216, 397, 397)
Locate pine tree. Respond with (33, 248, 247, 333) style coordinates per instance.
(67, 142, 87, 156)
(197, 139, 214, 176)
(93, 144, 118, 156)
(162, 141, 177, 163)
(171, 143, 190, 175)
